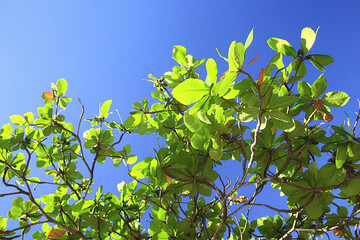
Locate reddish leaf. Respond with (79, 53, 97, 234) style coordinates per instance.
(44, 91, 54, 100)
(166, 175, 172, 185)
(243, 54, 260, 69)
(220, 75, 225, 81)
(333, 229, 343, 237)
(324, 114, 333, 122)
(298, 162, 303, 172)
(258, 69, 265, 87)
(319, 111, 333, 122)
(312, 99, 323, 109)
(225, 122, 230, 128)
(48, 229, 67, 238)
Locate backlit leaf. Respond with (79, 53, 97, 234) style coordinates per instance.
(172, 78, 209, 105)
(301, 27, 319, 55)
(322, 91, 350, 107)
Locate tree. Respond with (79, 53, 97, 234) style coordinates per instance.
(0, 27, 359, 240)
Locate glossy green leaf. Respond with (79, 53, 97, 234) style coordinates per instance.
(336, 144, 347, 169)
(228, 41, 239, 71)
(268, 111, 295, 132)
(56, 78, 67, 96)
(306, 196, 323, 219)
(322, 91, 350, 107)
(341, 178, 360, 196)
(311, 54, 334, 66)
(0, 216, 7, 231)
(311, 75, 327, 98)
(184, 111, 203, 132)
(297, 81, 312, 98)
(216, 71, 238, 97)
(237, 108, 258, 122)
(100, 100, 112, 118)
(127, 155, 137, 164)
(301, 27, 318, 55)
(129, 157, 152, 179)
(209, 148, 222, 161)
(13, 197, 24, 208)
(234, 42, 245, 67)
(206, 58, 218, 84)
(310, 57, 325, 72)
(172, 45, 188, 66)
(268, 96, 298, 110)
(280, 44, 297, 58)
(244, 28, 253, 50)
(24, 112, 34, 124)
(172, 78, 209, 105)
(10, 115, 26, 125)
(267, 38, 294, 56)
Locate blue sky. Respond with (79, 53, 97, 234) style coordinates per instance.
(0, 1, 359, 238)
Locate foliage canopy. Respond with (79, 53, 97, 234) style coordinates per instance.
(0, 27, 359, 239)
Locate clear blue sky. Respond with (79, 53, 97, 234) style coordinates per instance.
(0, 1, 359, 238)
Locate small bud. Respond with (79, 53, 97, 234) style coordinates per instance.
(233, 196, 248, 203)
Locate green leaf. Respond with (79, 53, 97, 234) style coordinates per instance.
(341, 178, 360, 196)
(216, 71, 238, 97)
(126, 155, 137, 165)
(228, 41, 239, 71)
(268, 111, 295, 132)
(311, 54, 334, 66)
(268, 96, 298, 110)
(311, 75, 327, 98)
(309, 57, 325, 72)
(129, 157, 152, 179)
(267, 38, 295, 57)
(298, 62, 307, 78)
(10, 115, 26, 125)
(237, 108, 258, 122)
(100, 100, 112, 118)
(13, 197, 24, 208)
(336, 144, 347, 169)
(56, 78, 67, 96)
(0, 216, 7, 231)
(9, 206, 23, 219)
(280, 44, 297, 58)
(319, 164, 346, 187)
(234, 42, 245, 67)
(206, 58, 218, 84)
(321, 91, 350, 107)
(191, 134, 210, 151)
(209, 148, 222, 161)
(96, 185, 102, 201)
(152, 205, 166, 221)
(24, 112, 34, 124)
(306, 196, 323, 219)
(297, 81, 312, 98)
(172, 45, 188, 66)
(184, 111, 203, 132)
(301, 27, 319, 55)
(198, 183, 212, 197)
(172, 78, 209, 105)
(244, 28, 254, 50)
